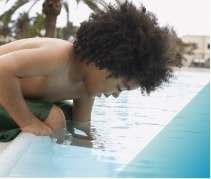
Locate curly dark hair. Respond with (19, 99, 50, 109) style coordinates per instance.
(73, 0, 179, 94)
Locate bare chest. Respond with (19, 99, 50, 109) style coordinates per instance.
(20, 74, 86, 102)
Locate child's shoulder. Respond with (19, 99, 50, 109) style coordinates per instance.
(0, 37, 74, 63)
(5, 37, 73, 56)
(18, 37, 72, 48)
(3, 37, 71, 49)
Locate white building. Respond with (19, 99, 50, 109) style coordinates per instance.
(181, 35, 210, 67)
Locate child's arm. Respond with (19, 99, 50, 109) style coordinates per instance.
(0, 54, 51, 135)
(0, 39, 71, 135)
(72, 98, 95, 122)
(0, 69, 52, 135)
(68, 98, 95, 139)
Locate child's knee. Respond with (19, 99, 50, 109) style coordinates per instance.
(44, 105, 66, 131)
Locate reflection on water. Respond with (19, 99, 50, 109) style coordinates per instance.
(53, 68, 210, 163)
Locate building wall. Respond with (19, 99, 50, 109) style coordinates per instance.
(181, 35, 210, 67)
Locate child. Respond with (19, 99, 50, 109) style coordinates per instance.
(0, 1, 179, 142)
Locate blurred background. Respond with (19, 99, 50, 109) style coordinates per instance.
(0, 0, 210, 67)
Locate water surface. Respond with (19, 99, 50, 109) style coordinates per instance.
(69, 67, 210, 163)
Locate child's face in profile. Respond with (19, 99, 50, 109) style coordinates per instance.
(100, 78, 139, 98)
(84, 69, 139, 98)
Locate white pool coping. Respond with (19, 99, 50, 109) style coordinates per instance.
(0, 142, 10, 154)
(0, 133, 37, 176)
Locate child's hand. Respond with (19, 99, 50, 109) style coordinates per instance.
(66, 120, 96, 140)
(21, 117, 52, 136)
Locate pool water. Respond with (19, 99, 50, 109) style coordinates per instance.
(91, 67, 209, 158)
(0, 67, 210, 177)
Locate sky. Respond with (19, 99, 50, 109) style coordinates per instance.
(0, 0, 210, 37)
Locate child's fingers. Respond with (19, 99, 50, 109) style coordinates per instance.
(21, 121, 52, 136)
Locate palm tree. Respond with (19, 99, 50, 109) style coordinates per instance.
(14, 12, 46, 38)
(0, 0, 30, 39)
(42, 0, 62, 37)
(0, 0, 107, 38)
(56, 21, 78, 40)
(14, 12, 31, 39)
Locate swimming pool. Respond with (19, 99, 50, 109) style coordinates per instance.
(0, 67, 210, 177)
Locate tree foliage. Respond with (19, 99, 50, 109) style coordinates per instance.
(0, 0, 107, 40)
(0, 0, 192, 66)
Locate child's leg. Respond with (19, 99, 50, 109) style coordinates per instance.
(0, 100, 66, 142)
(54, 101, 73, 121)
(44, 105, 66, 131)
